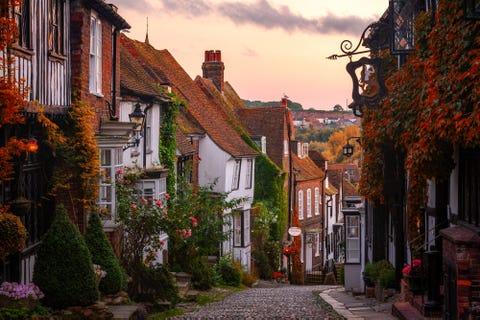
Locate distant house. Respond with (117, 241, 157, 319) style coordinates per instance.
(291, 142, 325, 280)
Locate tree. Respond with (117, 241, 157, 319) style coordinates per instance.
(322, 125, 361, 164)
(85, 212, 124, 295)
(33, 205, 97, 309)
(333, 104, 344, 112)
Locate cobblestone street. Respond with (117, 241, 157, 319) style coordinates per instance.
(170, 284, 343, 320)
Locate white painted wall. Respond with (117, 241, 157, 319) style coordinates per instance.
(119, 101, 162, 170)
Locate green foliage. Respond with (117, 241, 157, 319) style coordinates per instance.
(33, 205, 97, 309)
(364, 260, 396, 288)
(85, 212, 124, 295)
(217, 255, 241, 287)
(295, 127, 336, 143)
(0, 307, 30, 320)
(159, 93, 181, 200)
(128, 264, 178, 305)
(115, 169, 169, 293)
(242, 98, 303, 111)
(0, 209, 27, 257)
(251, 203, 282, 279)
(190, 257, 215, 290)
(166, 174, 242, 272)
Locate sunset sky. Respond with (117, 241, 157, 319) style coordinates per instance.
(111, 0, 388, 110)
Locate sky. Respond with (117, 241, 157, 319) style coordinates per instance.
(111, 0, 388, 110)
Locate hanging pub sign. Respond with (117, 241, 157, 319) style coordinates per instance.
(346, 56, 387, 117)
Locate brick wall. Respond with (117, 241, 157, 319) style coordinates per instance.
(70, 3, 118, 133)
(441, 225, 480, 316)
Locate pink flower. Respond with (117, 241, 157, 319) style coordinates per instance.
(189, 216, 198, 227)
(130, 204, 137, 210)
(116, 168, 124, 175)
(139, 197, 147, 204)
(160, 240, 165, 247)
(155, 200, 163, 207)
(198, 155, 202, 161)
(165, 193, 170, 199)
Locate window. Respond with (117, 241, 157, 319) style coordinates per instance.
(14, 0, 30, 49)
(231, 159, 241, 190)
(89, 12, 102, 94)
(302, 143, 309, 157)
(345, 215, 360, 263)
(315, 233, 320, 256)
(145, 108, 152, 152)
(298, 190, 304, 220)
(306, 188, 312, 218)
(234, 214, 242, 247)
(99, 148, 123, 222)
(245, 159, 253, 189)
(135, 179, 166, 206)
(284, 140, 288, 155)
(314, 187, 319, 215)
(48, 0, 65, 55)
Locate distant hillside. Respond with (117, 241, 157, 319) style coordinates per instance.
(242, 99, 303, 111)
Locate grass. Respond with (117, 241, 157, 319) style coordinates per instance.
(147, 285, 245, 319)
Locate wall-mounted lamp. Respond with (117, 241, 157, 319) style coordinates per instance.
(123, 102, 146, 151)
(342, 136, 361, 157)
(464, 0, 480, 19)
(26, 137, 39, 153)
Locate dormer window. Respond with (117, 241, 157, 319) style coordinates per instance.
(302, 143, 309, 158)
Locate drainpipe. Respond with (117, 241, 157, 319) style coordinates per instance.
(321, 168, 328, 266)
(110, 27, 119, 120)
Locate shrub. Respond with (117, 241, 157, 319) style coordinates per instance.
(217, 256, 241, 287)
(33, 205, 97, 309)
(0, 210, 27, 257)
(127, 264, 178, 305)
(252, 250, 272, 280)
(0, 307, 30, 320)
(85, 212, 124, 295)
(190, 258, 215, 290)
(365, 260, 396, 288)
(241, 273, 257, 287)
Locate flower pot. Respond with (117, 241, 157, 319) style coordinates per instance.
(0, 296, 38, 311)
(405, 275, 424, 295)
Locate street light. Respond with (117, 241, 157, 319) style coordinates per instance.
(343, 137, 361, 157)
(124, 102, 145, 151)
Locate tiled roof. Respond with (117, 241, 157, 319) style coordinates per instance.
(309, 150, 327, 170)
(120, 35, 257, 158)
(292, 153, 324, 182)
(87, 1, 130, 29)
(176, 130, 196, 156)
(238, 106, 289, 169)
(120, 45, 169, 101)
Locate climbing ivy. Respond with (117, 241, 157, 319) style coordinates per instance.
(360, 0, 480, 240)
(159, 91, 181, 199)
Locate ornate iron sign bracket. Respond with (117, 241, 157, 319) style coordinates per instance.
(327, 21, 389, 117)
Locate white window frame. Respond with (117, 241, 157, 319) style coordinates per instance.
(314, 187, 319, 215)
(298, 190, 304, 220)
(98, 148, 123, 223)
(345, 215, 360, 263)
(89, 12, 102, 95)
(306, 188, 312, 218)
(232, 159, 241, 191)
(233, 213, 242, 247)
(284, 140, 288, 155)
(245, 159, 253, 189)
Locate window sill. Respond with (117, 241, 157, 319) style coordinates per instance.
(9, 45, 34, 59)
(90, 92, 104, 98)
(48, 51, 67, 63)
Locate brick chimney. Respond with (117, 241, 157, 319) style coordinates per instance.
(202, 50, 224, 92)
(281, 96, 288, 108)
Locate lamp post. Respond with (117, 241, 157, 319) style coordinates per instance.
(342, 137, 361, 158)
(124, 102, 146, 151)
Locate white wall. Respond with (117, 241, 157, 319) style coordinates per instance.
(119, 101, 162, 169)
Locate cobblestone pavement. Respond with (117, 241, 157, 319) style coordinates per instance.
(170, 284, 343, 319)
